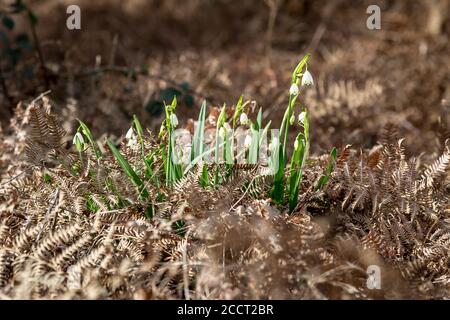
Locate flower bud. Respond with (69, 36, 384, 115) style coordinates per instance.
(289, 113, 296, 126)
(73, 132, 85, 152)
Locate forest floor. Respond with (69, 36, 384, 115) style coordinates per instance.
(1, 0, 450, 299)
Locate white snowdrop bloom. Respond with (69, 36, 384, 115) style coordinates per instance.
(125, 127, 134, 140)
(289, 113, 296, 125)
(73, 132, 85, 151)
(301, 70, 314, 86)
(298, 111, 306, 124)
(240, 112, 249, 125)
(289, 83, 299, 96)
(125, 127, 138, 147)
(170, 113, 179, 127)
(244, 134, 252, 148)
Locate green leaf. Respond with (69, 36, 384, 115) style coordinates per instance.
(106, 139, 150, 201)
(77, 120, 102, 159)
(232, 95, 244, 129)
(200, 164, 209, 188)
(315, 147, 337, 191)
(288, 134, 306, 213)
(190, 101, 206, 162)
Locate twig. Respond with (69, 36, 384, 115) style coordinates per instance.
(28, 14, 50, 88)
(31, 90, 52, 104)
(307, 0, 342, 53)
(182, 236, 191, 300)
(0, 167, 33, 187)
(264, 0, 281, 64)
(38, 188, 60, 239)
(0, 63, 14, 111)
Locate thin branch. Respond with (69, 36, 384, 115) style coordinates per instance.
(28, 13, 50, 88)
(0, 63, 14, 112)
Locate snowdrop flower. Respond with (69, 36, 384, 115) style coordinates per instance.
(289, 83, 299, 96)
(289, 113, 296, 126)
(125, 127, 138, 147)
(301, 70, 314, 86)
(244, 134, 252, 148)
(73, 132, 85, 152)
(240, 112, 249, 125)
(125, 127, 134, 140)
(298, 111, 306, 124)
(170, 113, 179, 127)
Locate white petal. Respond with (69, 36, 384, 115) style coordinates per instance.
(73, 132, 84, 145)
(301, 71, 314, 86)
(289, 83, 299, 96)
(240, 113, 248, 124)
(170, 114, 179, 127)
(125, 127, 134, 139)
(298, 111, 306, 124)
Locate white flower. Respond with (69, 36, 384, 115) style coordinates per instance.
(244, 134, 252, 148)
(73, 132, 85, 152)
(170, 113, 179, 127)
(240, 112, 249, 125)
(301, 70, 314, 86)
(289, 113, 296, 125)
(125, 127, 138, 147)
(125, 127, 134, 140)
(298, 111, 306, 124)
(289, 83, 299, 96)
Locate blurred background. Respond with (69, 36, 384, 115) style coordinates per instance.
(1, 0, 449, 155)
